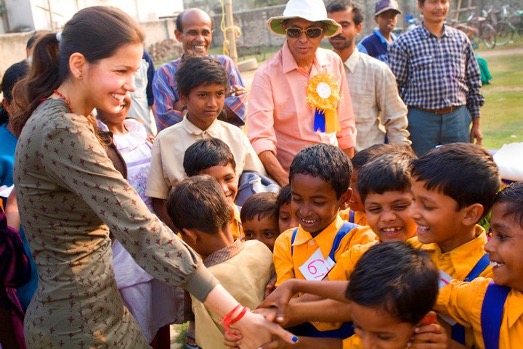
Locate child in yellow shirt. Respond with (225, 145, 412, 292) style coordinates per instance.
(408, 143, 500, 346)
(328, 150, 417, 281)
(435, 182, 523, 349)
(276, 185, 298, 233)
(272, 144, 377, 338)
(340, 144, 412, 226)
(252, 242, 447, 349)
(261, 150, 417, 348)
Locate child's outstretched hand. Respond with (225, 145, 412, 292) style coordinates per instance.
(257, 279, 299, 324)
(408, 312, 448, 349)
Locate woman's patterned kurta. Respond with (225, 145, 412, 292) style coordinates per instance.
(14, 99, 207, 348)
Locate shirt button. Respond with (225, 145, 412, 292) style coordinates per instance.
(309, 241, 314, 246)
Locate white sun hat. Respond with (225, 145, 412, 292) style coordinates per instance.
(267, 0, 342, 38)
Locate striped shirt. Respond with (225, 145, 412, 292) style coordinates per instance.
(389, 24, 484, 117)
(152, 54, 247, 131)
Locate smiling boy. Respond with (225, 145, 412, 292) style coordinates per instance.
(272, 144, 376, 337)
(146, 56, 265, 230)
(408, 142, 499, 346)
(327, 150, 416, 282)
(435, 183, 523, 349)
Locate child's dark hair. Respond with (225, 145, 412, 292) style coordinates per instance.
(277, 185, 292, 208)
(0, 61, 30, 125)
(492, 182, 523, 228)
(240, 192, 279, 223)
(175, 56, 229, 98)
(289, 144, 352, 199)
(11, 6, 144, 136)
(346, 242, 438, 324)
(167, 175, 232, 234)
(352, 144, 401, 171)
(357, 151, 415, 203)
(183, 138, 236, 177)
(411, 143, 499, 217)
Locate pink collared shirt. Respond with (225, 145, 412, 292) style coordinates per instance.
(247, 41, 356, 172)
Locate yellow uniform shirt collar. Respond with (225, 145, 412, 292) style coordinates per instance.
(292, 215, 344, 257)
(416, 225, 489, 279)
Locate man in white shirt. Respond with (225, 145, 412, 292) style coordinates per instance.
(326, 0, 410, 152)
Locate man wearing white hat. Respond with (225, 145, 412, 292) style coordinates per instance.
(246, 0, 356, 186)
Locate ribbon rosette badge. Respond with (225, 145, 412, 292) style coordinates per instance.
(306, 73, 340, 133)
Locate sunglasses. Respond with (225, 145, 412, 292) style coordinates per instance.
(285, 27, 324, 39)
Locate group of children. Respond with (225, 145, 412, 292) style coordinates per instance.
(4, 45, 523, 349)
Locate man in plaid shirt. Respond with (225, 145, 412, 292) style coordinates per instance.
(389, 0, 484, 156)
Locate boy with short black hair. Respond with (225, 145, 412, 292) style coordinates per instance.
(409, 142, 500, 346)
(167, 175, 273, 349)
(273, 144, 376, 337)
(240, 192, 280, 251)
(435, 182, 523, 348)
(343, 143, 401, 225)
(276, 185, 298, 233)
(328, 150, 417, 281)
(146, 56, 265, 229)
(183, 138, 242, 240)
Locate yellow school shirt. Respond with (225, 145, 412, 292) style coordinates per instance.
(231, 204, 243, 241)
(408, 225, 492, 347)
(436, 277, 523, 349)
(273, 215, 376, 332)
(273, 215, 377, 286)
(407, 225, 493, 281)
(339, 209, 368, 226)
(328, 241, 376, 281)
(342, 334, 361, 349)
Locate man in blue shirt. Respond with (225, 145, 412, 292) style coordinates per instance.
(357, 0, 401, 64)
(388, 0, 484, 156)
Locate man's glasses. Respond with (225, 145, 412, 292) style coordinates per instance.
(285, 27, 324, 39)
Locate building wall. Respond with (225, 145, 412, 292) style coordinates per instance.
(2, 0, 523, 73)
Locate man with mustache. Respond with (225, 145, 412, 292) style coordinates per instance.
(247, 0, 356, 186)
(152, 8, 247, 131)
(389, 0, 484, 156)
(357, 0, 402, 64)
(326, 0, 410, 152)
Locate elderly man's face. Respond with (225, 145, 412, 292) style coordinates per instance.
(284, 18, 325, 65)
(175, 9, 213, 55)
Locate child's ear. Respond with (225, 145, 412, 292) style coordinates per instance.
(340, 188, 353, 210)
(462, 203, 485, 226)
(182, 228, 197, 245)
(179, 94, 188, 106)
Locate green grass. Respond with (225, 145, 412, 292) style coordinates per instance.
(477, 43, 523, 150)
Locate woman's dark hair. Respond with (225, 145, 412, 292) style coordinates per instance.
(11, 6, 144, 136)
